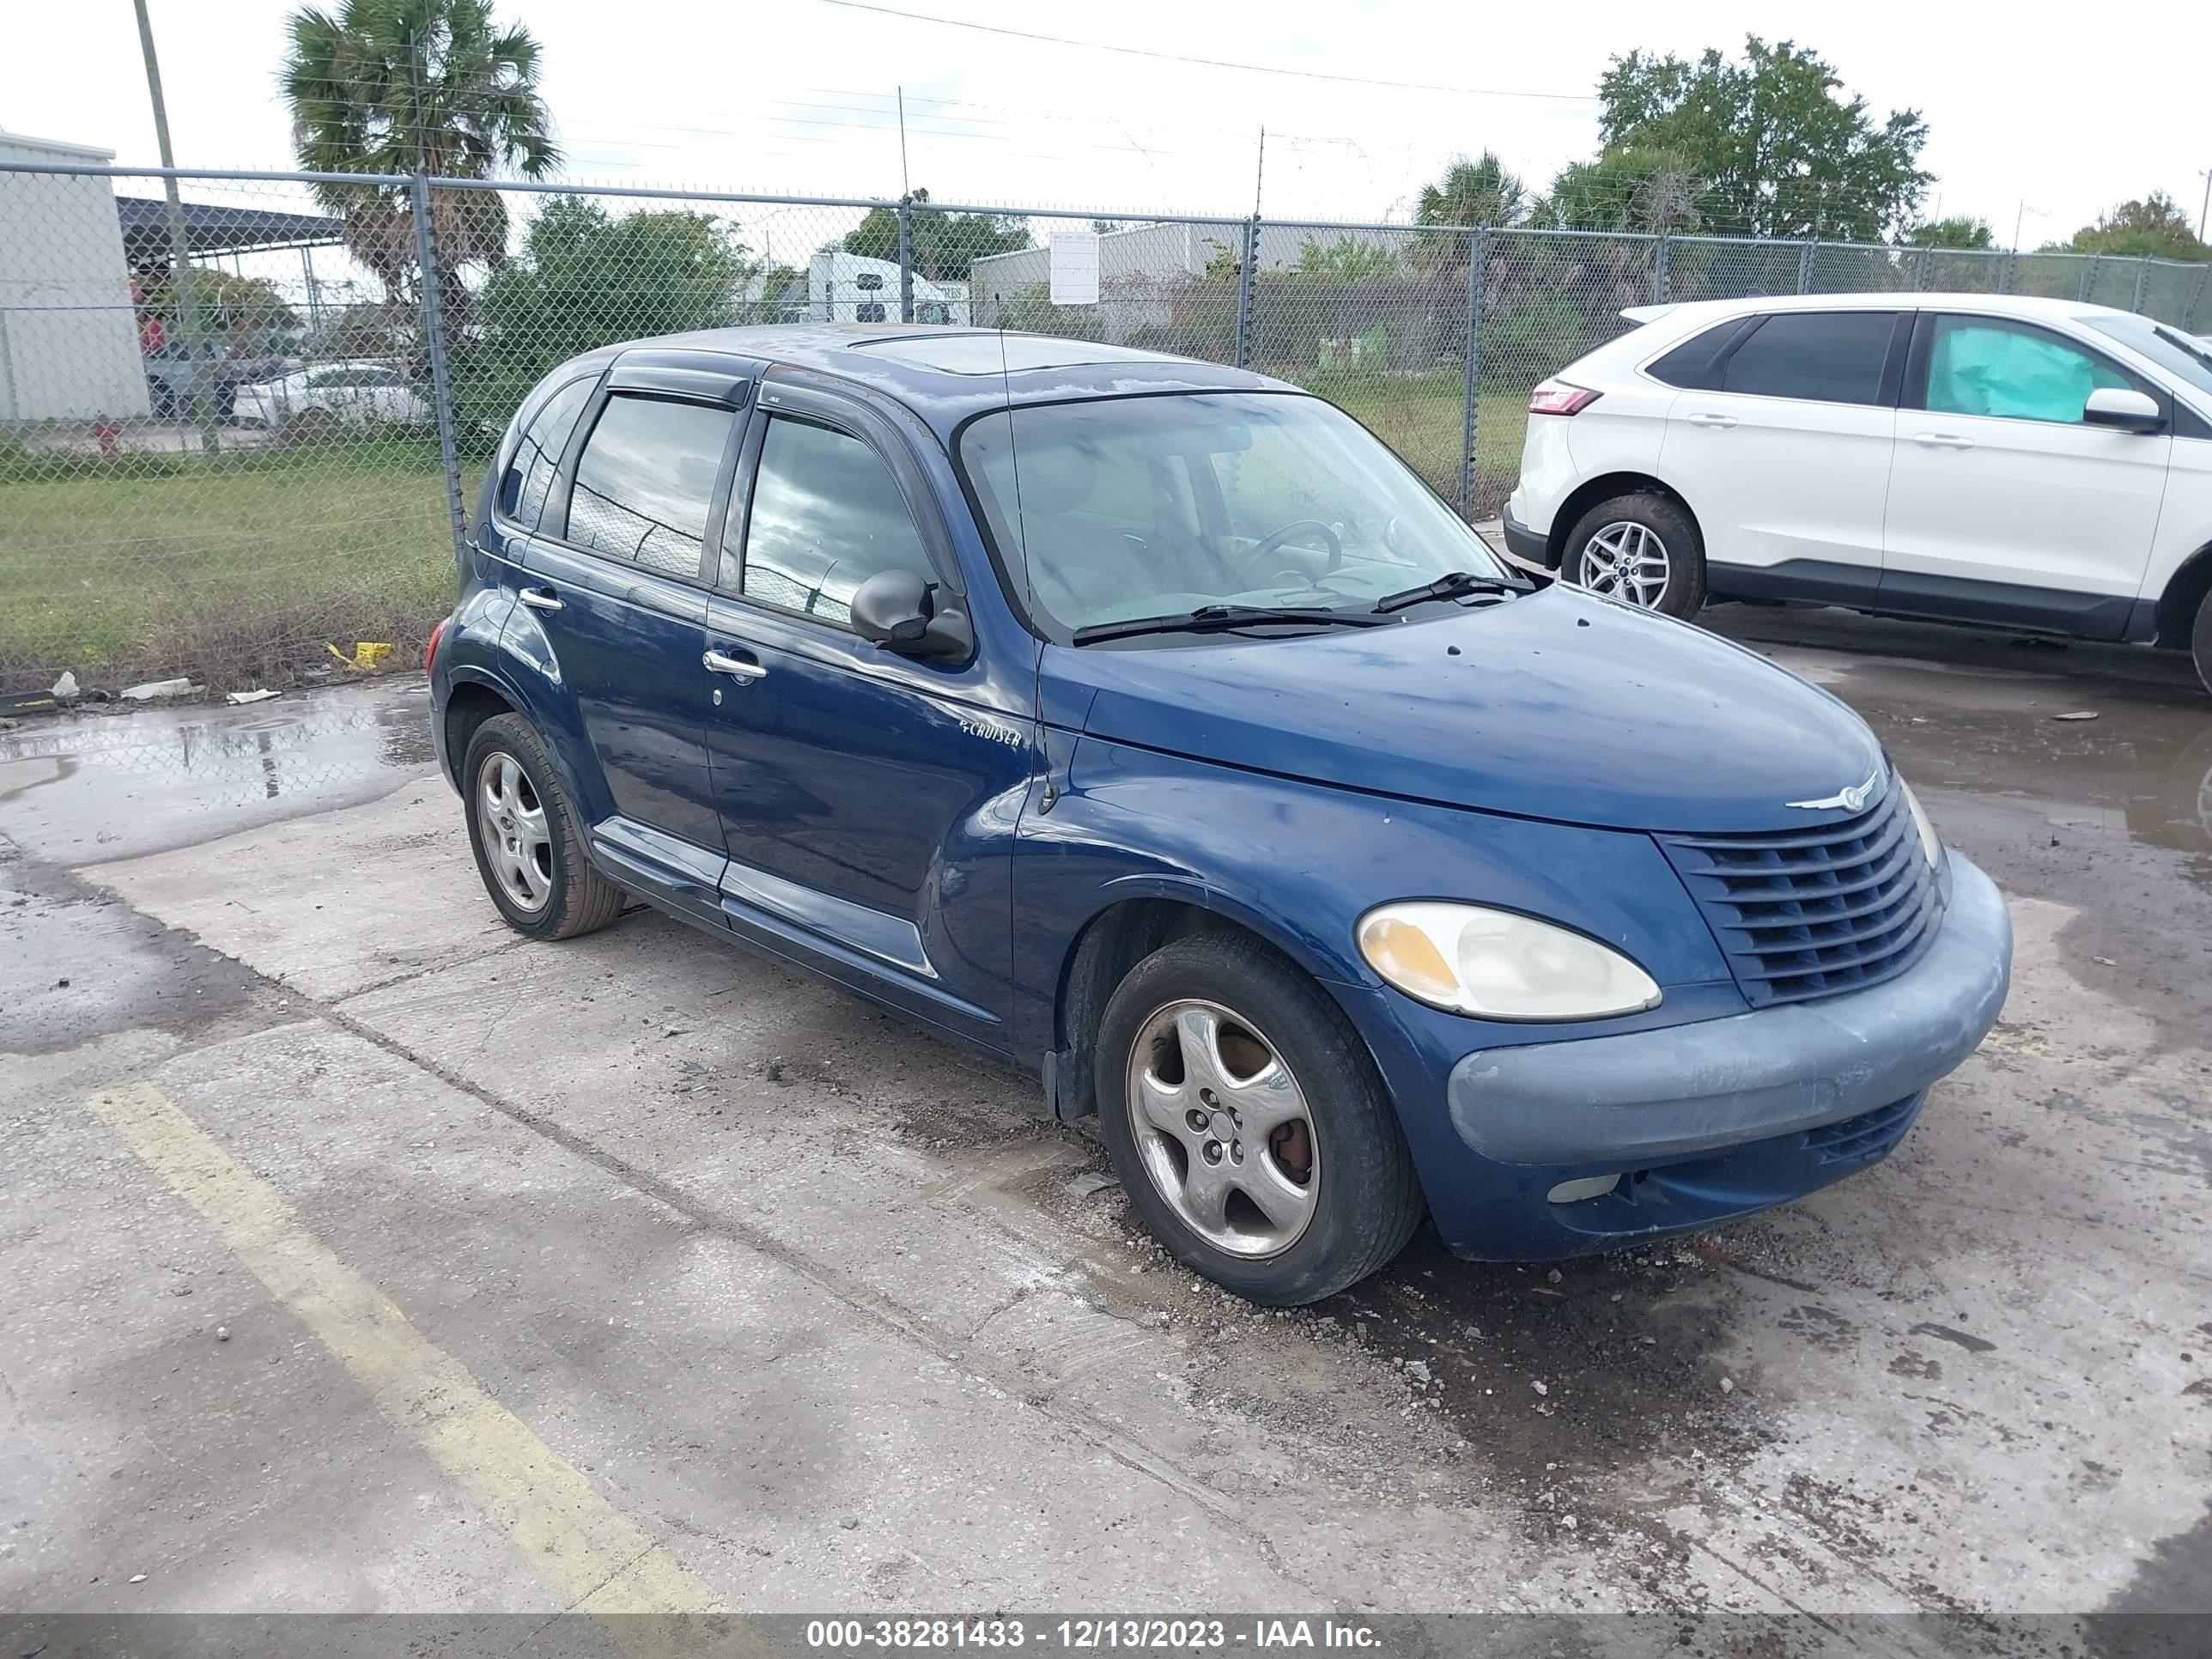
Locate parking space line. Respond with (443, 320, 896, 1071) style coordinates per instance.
(84, 1083, 727, 1621)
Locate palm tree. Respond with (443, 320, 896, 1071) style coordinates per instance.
(1417, 154, 1529, 232)
(1410, 152, 1528, 281)
(283, 0, 557, 304)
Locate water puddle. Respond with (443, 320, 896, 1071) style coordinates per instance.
(0, 679, 437, 863)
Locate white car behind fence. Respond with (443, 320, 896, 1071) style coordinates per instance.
(230, 363, 430, 433)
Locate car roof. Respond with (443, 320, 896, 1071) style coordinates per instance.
(1630, 290, 2147, 326)
(562, 323, 1292, 436)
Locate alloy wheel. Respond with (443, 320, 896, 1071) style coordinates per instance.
(1124, 999, 1320, 1258)
(475, 750, 552, 913)
(1576, 520, 1671, 608)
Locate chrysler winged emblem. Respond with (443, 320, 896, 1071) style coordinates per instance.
(1788, 771, 1881, 812)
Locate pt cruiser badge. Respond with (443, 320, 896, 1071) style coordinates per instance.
(1789, 773, 1881, 812)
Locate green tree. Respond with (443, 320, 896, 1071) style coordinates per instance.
(1596, 36, 1930, 240)
(148, 267, 300, 343)
(1903, 216, 1995, 249)
(842, 188, 1032, 283)
(1416, 153, 1528, 228)
(1413, 153, 1528, 275)
(1534, 147, 1708, 233)
(1295, 236, 1401, 281)
(456, 198, 757, 442)
(283, 0, 557, 301)
(2059, 191, 2209, 260)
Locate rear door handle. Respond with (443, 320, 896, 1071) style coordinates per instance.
(517, 586, 563, 611)
(1912, 432, 1976, 450)
(702, 647, 768, 683)
(1684, 411, 1739, 428)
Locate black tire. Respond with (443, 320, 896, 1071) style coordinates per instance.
(1560, 491, 1708, 619)
(1093, 932, 1424, 1305)
(459, 714, 624, 940)
(2192, 588, 2212, 700)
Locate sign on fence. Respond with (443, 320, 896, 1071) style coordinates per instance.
(1048, 232, 1100, 307)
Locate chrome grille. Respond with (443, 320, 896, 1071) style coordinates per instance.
(1659, 781, 1944, 1007)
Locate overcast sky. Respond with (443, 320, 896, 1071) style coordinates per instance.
(3, 0, 2206, 247)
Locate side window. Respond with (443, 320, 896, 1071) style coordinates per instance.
(1924, 316, 2135, 424)
(563, 394, 736, 580)
(1646, 319, 1745, 389)
(1718, 312, 1895, 405)
(500, 376, 593, 530)
(735, 417, 934, 626)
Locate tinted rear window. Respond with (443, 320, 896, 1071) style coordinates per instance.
(1646, 319, 1745, 388)
(1720, 312, 1895, 405)
(562, 394, 735, 579)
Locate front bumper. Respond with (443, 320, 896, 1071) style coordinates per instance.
(1418, 851, 2009, 1258)
(1450, 853, 2009, 1164)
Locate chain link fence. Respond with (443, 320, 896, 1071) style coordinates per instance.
(5, 157, 2209, 696)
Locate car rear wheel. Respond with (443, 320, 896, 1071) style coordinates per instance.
(1561, 492, 1707, 619)
(2192, 587, 2212, 700)
(1093, 933, 1424, 1305)
(460, 714, 624, 940)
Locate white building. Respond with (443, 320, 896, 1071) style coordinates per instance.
(969, 222, 1410, 344)
(0, 131, 152, 422)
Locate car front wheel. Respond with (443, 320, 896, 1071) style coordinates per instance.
(1561, 491, 1707, 619)
(460, 714, 625, 940)
(1093, 933, 1424, 1305)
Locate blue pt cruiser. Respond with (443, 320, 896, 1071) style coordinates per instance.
(428, 325, 2013, 1305)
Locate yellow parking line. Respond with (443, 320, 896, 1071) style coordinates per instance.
(86, 1083, 730, 1623)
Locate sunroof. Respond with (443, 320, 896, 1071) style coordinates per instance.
(851, 334, 1176, 375)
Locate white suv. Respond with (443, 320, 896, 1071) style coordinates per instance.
(1502, 292, 2212, 694)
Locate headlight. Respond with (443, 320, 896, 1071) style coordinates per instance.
(1899, 777, 1941, 868)
(1356, 902, 1662, 1021)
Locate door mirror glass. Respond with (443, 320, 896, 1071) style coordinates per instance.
(2081, 386, 2165, 433)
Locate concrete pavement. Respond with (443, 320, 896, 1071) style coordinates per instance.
(3, 615, 2208, 1635)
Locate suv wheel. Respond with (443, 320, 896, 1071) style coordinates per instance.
(460, 714, 624, 940)
(2193, 587, 2212, 699)
(1561, 492, 1707, 619)
(1093, 933, 1424, 1305)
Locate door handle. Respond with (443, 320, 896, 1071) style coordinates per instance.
(702, 647, 768, 683)
(1684, 411, 1739, 428)
(1912, 433, 1976, 450)
(517, 586, 563, 611)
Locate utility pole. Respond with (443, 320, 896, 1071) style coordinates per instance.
(132, 0, 216, 454)
(896, 87, 911, 198)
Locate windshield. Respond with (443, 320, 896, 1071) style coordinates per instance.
(959, 392, 1508, 640)
(2076, 313, 2212, 401)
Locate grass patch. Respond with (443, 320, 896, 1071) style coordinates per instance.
(1262, 367, 1529, 514)
(0, 444, 471, 693)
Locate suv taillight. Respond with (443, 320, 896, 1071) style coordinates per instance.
(1529, 380, 1601, 416)
(424, 615, 449, 677)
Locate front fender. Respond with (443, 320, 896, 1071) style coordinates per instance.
(1010, 734, 1743, 1078)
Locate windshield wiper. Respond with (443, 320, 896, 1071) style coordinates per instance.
(1370, 569, 1526, 614)
(1072, 604, 1396, 646)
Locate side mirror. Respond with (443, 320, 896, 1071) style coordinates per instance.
(849, 568, 973, 660)
(2082, 386, 2164, 434)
